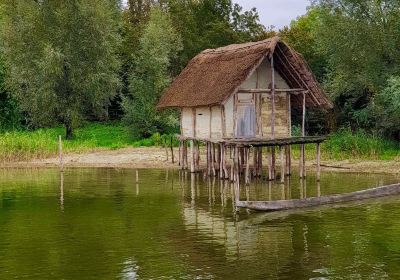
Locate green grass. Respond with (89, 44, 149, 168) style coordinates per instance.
(0, 122, 178, 162)
(291, 128, 400, 161)
(0, 123, 398, 163)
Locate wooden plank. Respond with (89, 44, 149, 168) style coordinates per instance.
(236, 183, 400, 211)
(316, 142, 321, 181)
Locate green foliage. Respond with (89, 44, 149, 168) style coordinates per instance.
(168, 0, 265, 67)
(123, 8, 182, 139)
(280, 8, 327, 81)
(0, 54, 21, 131)
(0, 0, 121, 138)
(374, 77, 400, 139)
(323, 128, 400, 160)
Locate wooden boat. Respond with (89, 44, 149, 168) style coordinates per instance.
(236, 183, 400, 211)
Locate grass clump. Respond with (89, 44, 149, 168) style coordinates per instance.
(322, 128, 400, 160)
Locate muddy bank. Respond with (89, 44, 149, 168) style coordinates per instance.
(1, 147, 399, 174)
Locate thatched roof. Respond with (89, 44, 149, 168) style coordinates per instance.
(157, 36, 333, 109)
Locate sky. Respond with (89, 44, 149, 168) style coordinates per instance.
(234, 0, 310, 30)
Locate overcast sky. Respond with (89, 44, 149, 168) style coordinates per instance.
(234, 0, 310, 30)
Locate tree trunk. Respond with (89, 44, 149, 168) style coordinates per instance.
(65, 122, 74, 140)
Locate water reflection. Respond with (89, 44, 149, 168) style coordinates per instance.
(0, 168, 399, 279)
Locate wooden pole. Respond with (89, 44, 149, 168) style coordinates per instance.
(170, 136, 174, 164)
(190, 140, 195, 173)
(267, 147, 272, 181)
(211, 143, 216, 177)
(280, 146, 285, 183)
(300, 91, 306, 178)
(245, 148, 250, 185)
(206, 142, 211, 176)
(316, 142, 321, 181)
(58, 135, 63, 172)
(270, 55, 276, 139)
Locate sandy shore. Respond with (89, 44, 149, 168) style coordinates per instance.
(1, 147, 399, 174)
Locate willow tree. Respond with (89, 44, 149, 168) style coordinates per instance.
(0, 0, 121, 138)
(123, 8, 182, 138)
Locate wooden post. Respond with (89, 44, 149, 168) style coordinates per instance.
(300, 91, 306, 178)
(58, 135, 63, 172)
(195, 141, 200, 172)
(280, 146, 285, 183)
(178, 140, 182, 168)
(245, 148, 250, 185)
(211, 143, 216, 177)
(170, 136, 174, 164)
(270, 55, 276, 139)
(190, 140, 195, 173)
(206, 142, 211, 176)
(267, 147, 272, 181)
(285, 145, 291, 176)
(271, 146, 276, 179)
(316, 142, 321, 181)
(222, 144, 229, 179)
(258, 147, 263, 178)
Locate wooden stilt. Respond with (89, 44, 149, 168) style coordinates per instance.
(223, 144, 229, 179)
(206, 142, 210, 176)
(211, 143, 216, 177)
(299, 144, 304, 179)
(258, 147, 263, 178)
(300, 91, 306, 178)
(280, 146, 285, 183)
(285, 145, 291, 176)
(190, 140, 195, 173)
(267, 147, 272, 181)
(245, 148, 250, 185)
(316, 142, 321, 181)
(271, 146, 276, 179)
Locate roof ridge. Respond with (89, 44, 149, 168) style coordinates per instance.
(201, 37, 280, 55)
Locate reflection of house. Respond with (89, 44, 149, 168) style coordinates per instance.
(158, 36, 332, 183)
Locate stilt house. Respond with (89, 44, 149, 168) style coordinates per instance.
(157, 36, 333, 181)
(158, 36, 332, 140)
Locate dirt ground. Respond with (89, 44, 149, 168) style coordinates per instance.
(1, 147, 399, 175)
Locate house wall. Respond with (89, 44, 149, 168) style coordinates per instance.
(181, 106, 223, 139)
(180, 58, 291, 139)
(223, 57, 291, 138)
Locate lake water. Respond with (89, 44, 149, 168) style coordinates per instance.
(0, 168, 399, 279)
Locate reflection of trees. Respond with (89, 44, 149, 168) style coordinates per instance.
(0, 169, 399, 279)
(181, 173, 400, 279)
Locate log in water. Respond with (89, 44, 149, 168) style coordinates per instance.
(236, 183, 400, 211)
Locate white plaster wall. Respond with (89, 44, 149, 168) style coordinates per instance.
(224, 95, 234, 137)
(181, 108, 194, 137)
(255, 59, 290, 89)
(211, 106, 222, 138)
(195, 107, 211, 138)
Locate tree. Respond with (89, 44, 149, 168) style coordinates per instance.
(311, 0, 400, 132)
(0, 54, 21, 131)
(375, 77, 400, 140)
(123, 8, 183, 138)
(168, 0, 265, 70)
(0, 0, 121, 139)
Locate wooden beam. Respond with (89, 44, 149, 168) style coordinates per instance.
(316, 142, 321, 181)
(280, 146, 285, 183)
(270, 55, 276, 140)
(275, 45, 320, 106)
(237, 88, 304, 94)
